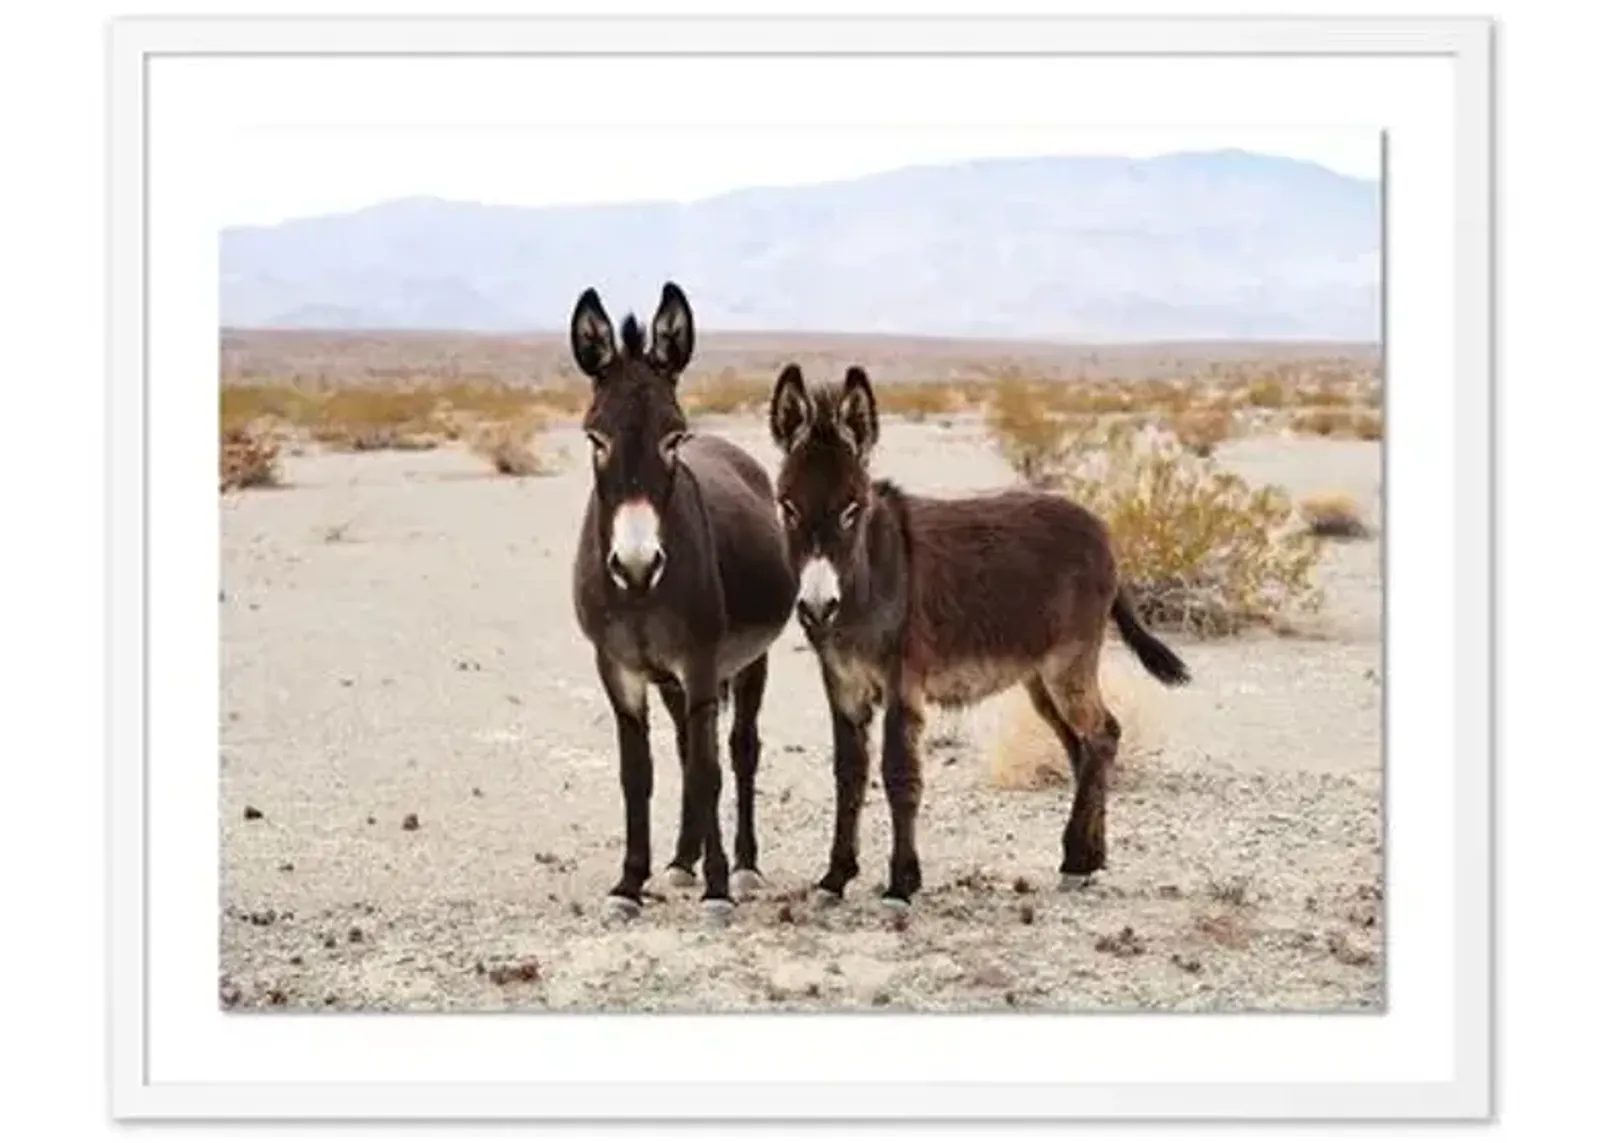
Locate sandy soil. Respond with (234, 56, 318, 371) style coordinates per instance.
(219, 414, 1383, 1013)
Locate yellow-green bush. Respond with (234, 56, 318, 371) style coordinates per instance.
(1059, 425, 1324, 635)
(987, 393, 1324, 636)
(982, 376, 1094, 487)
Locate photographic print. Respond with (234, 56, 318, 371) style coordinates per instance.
(107, 11, 1495, 1119)
(215, 77, 1385, 1015)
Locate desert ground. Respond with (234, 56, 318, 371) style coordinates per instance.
(219, 367, 1384, 1013)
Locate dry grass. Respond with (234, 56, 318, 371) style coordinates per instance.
(219, 380, 581, 460)
(1167, 408, 1235, 457)
(469, 413, 557, 477)
(1299, 492, 1372, 540)
(988, 656, 1165, 791)
(219, 384, 321, 433)
(1299, 385, 1352, 408)
(308, 388, 447, 452)
(1289, 407, 1384, 440)
(878, 383, 967, 422)
(679, 370, 770, 417)
(219, 425, 281, 492)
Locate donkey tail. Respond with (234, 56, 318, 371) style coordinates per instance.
(1111, 590, 1191, 687)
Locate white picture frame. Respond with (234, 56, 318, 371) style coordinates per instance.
(108, 12, 1495, 1123)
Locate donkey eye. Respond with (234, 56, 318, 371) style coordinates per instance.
(586, 432, 611, 465)
(659, 431, 686, 462)
(778, 498, 800, 528)
(838, 501, 861, 531)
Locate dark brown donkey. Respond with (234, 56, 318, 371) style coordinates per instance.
(570, 283, 798, 922)
(768, 364, 1192, 907)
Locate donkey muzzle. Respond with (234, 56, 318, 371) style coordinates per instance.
(795, 556, 842, 630)
(796, 596, 839, 630)
(607, 547, 665, 594)
(608, 498, 666, 593)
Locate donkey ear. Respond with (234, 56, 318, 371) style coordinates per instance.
(570, 288, 617, 380)
(649, 281, 695, 375)
(769, 363, 813, 452)
(837, 366, 880, 457)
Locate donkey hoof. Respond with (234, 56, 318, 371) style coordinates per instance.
(813, 886, 844, 908)
(1058, 872, 1095, 893)
(701, 898, 735, 928)
(879, 895, 912, 915)
(729, 869, 765, 900)
(661, 865, 697, 889)
(602, 895, 641, 922)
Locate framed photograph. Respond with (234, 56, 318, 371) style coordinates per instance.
(108, 12, 1494, 1122)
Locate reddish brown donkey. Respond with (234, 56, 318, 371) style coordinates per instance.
(768, 364, 1191, 907)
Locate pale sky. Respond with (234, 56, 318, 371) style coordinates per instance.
(170, 56, 1383, 227)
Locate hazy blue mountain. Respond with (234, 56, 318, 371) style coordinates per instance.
(219, 150, 1379, 342)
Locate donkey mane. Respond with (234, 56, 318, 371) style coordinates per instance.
(618, 314, 646, 358)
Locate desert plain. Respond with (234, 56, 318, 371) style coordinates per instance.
(219, 332, 1384, 1013)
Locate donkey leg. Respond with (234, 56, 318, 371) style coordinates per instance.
(1023, 674, 1088, 783)
(656, 679, 699, 886)
(880, 693, 927, 907)
(681, 675, 733, 919)
(1032, 664, 1118, 887)
(597, 654, 653, 916)
(727, 655, 768, 899)
(817, 685, 873, 900)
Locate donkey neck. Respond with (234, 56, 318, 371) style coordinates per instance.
(824, 478, 911, 663)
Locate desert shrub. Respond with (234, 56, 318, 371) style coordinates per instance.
(1167, 409, 1234, 457)
(1065, 385, 1137, 415)
(307, 388, 446, 451)
(1299, 492, 1371, 539)
(219, 425, 281, 491)
(470, 414, 555, 477)
(1244, 376, 1287, 409)
(1296, 384, 1352, 408)
(987, 386, 1324, 636)
(525, 382, 591, 418)
(879, 383, 964, 422)
(219, 383, 320, 434)
(433, 381, 548, 427)
(1056, 424, 1324, 636)
(1134, 378, 1195, 413)
(983, 376, 1098, 486)
(680, 370, 768, 416)
(1290, 407, 1384, 441)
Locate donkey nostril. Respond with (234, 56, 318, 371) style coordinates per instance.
(800, 597, 839, 627)
(608, 549, 664, 591)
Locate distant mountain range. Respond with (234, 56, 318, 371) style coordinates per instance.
(219, 149, 1380, 343)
